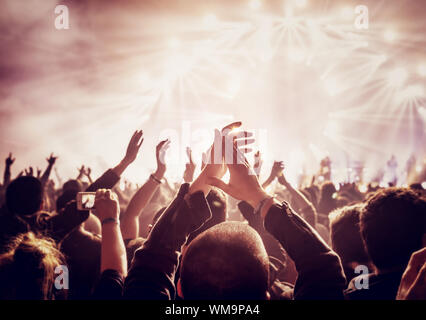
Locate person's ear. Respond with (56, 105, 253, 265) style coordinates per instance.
(177, 278, 184, 299)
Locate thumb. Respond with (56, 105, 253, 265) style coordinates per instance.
(206, 177, 230, 194)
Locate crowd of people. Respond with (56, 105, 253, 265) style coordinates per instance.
(0, 122, 425, 300)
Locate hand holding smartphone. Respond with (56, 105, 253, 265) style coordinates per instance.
(76, 192, 96, 211)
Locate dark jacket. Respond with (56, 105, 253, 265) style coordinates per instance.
(120, 184, 346, 300)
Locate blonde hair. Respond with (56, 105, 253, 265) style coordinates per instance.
(0, 232, 65, 299)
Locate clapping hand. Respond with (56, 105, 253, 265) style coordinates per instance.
(183, 147, 196, 183)
(155, 139, 170, 179)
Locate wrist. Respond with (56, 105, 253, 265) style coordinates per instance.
(247, 189, 270, 209)
(101, 217, 119, 227)
(153, 168, 165, 180)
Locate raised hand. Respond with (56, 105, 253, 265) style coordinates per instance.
(5, 153, 15, 166)
(205, 124, 269, 208)
(253, 151, 263, 177)
(36, 167, 42, 179)
(122, 130, 144, 165)
(271, 161, 284, 179)
(183, 147, 196, 183)
(155, 139, 170, 179)
(94, 189, 120, 222)
(25, 167, 34, 177)
(46, 153, 58, 165)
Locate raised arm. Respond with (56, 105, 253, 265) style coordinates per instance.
(85, 130, 144, 192)
(120, 139, 170, 240)
(112, 130, 144, 177)
(262, 161, 284, 189)
(124, 122, 253, 300)
(183, 147, 196, 183)
(207, 136, 346, 300)
(92, 189, 127, 299)
(3, 152, 15, 187)
(40, 153, 58, 187)
(278, 168, 317, 226)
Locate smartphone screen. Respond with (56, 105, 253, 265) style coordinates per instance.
(77, 192, 96, 210)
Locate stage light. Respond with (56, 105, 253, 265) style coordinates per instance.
(287, 47, 306, 63)
(249, 0, 262, 10)
(384, 29, 397, 43)
(324, 78, 341, 97)
(340, 6, 353, 20)
(417, 64, 426, 77)
(359, 184, 368, 193)
(387, 67, 408, 87)
(294, 0, 308, 9)
(203, 13, 218, 28)
(226, 77, 241, 98)
(167, 37, 181, 49)
(422, 182, 426, 189)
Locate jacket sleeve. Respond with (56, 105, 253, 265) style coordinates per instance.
(264, 201, 347, 300)
(85, 169, 120, 192)
(92, 269, 124, 300)
(124, 184, 211, 300)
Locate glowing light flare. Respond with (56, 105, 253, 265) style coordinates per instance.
(417, 64, 426, 77)
(422, 182, 426, 189)
(340, 6, 353, 20)
(387, 67, 408, 87)
(323, 78, 341, 97)
(167, 37, 181, 50)
(249, 0, 262, 10)
(226, 77, 241, 98)
(396, 85, 424, 102)
(287, 47, 306, 63)
(164, 53, 193, 78)
(294, 0, 308, 8)
(384, 29, 397, 43)
(203, 14, 218, 29)
(359, 184, 368, 193)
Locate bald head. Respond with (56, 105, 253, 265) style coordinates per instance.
(180, 222, 269, 300)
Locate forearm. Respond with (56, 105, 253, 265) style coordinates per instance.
(112, 159, 131, 177)
(101, 223, 127, 276)
(86, 169, 120, 192)
(40, 164, 53, 187)
(121, 177, 160, 239)
(124, 184, 211, 299)
(263, 201, 346, 299)
(286, 182, 313, 211)
(3, 164, 11, 186)
(262, 175, 275, 189)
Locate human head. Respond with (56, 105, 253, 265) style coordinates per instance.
(180, 222, 269, 299)
(360, 188, 426, 272)
(6, 176, 43, 216)
(0, 232, 64, 299)
(329, 204, 369, 266)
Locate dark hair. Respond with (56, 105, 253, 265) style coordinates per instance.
(0, 232, 64, 299)
(180, 222, 269, 300)
(360, 188, 426, 271)
(56, 189, 78, 212)
(317, 181, 338, 215)
(329, 204, 369, 265)
(62, 179, 82, 193)
(6, 176, 43, 216)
